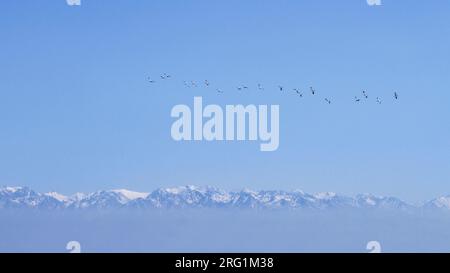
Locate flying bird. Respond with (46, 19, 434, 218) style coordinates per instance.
(363, 90, 368, 99)
(217, 88, 224, 94)
(278, 86, 283, 92)
(147, 77, 155, 83)
(204, 80, 210, 87)
(394, 92, 398, 100)
(355, 96, 361, 102)
(293, 89, 303, 97)
(310, 87, 316, 95)
(376, 97, 382, 104)
(325, 98, 331, 104)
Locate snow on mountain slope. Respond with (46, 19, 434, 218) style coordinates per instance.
(354, 194, 412, 210)
(67, 190, 149, 209)
(111, 189, 149, 200)
(0, 187, 64, 209)
(424, 196, 450, 210)
(45, 192, 69, 202)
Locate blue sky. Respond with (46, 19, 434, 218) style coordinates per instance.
(0, 0, 449, 202)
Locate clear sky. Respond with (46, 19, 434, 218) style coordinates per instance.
(0, 0, 449, 202)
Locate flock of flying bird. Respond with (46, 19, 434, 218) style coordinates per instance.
(147, 73, 399, 104)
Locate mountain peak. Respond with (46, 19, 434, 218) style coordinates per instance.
(45, 192, 69, 202)
(111, 189, 149, 200)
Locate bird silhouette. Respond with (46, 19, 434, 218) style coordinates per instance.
(310, 87, 316, 95)
(278, 86, 283, 92)
(293, 89, 303, 97)
(376, 97, 382, 104)
(147, 77, 155, 83)
(394, 92, 398, 100)
(205, 80, 210, 87)
(363, 90, 368, 99)
(355, 96, 361, 102)
(217, 88, 224, 94)
(325, 98, 331, 104)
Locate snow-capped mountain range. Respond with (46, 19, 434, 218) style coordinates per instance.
(0, 185, 449, 211)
